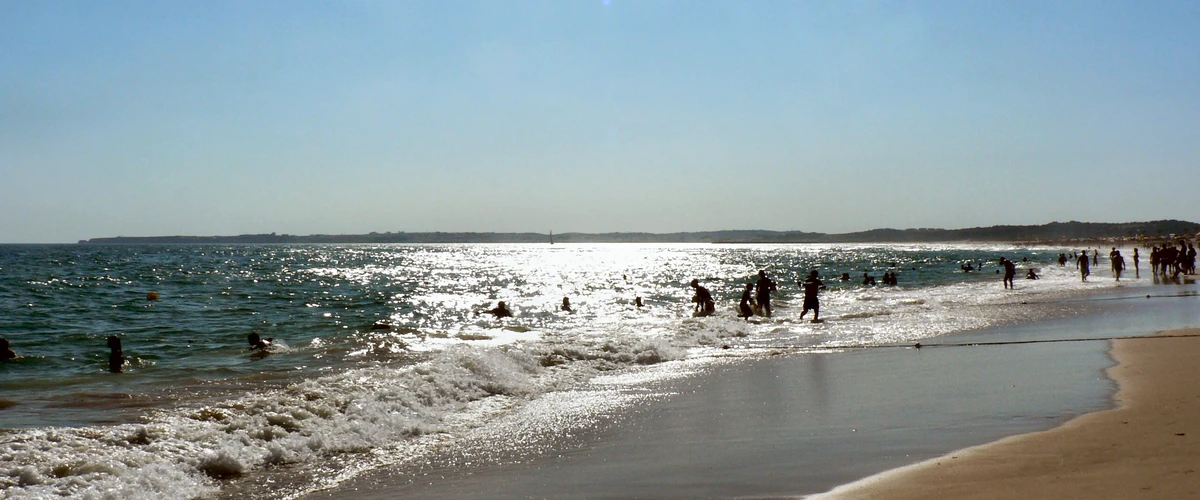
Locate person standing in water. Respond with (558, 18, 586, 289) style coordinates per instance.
(1078, 251, 1091, 281)
(1112, 250, 1126, 281)
(1000, 258, 1016, 289)
(799, 270, 827, 322)
(690, 279, 715, 317)
(107, 335, 125, 373)
(561, 297, 572, 312)
(1133, 248, 1140, 278)
(754, 270, 777, 317)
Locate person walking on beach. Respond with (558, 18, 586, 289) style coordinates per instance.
(690, 279, 715, 317)
(1000, 258, 1016, 289)
(1112, 250, 1126, 281)
(754, 270, 776, 317)
(799, 270, 827, 322)
(1078, 251, 1091, 281)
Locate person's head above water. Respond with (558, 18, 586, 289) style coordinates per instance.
(107, 335, 122, 351)
(809, 270, 819, 278)
(758, 270, 766, 277)
(690, 279, 699, 287)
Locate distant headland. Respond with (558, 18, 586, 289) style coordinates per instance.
(78, 220, 1200, 245)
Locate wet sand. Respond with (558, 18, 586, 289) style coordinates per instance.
(818, 329, 1200, 499)
(303, 319, 1120, 499)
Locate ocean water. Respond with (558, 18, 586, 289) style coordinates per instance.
(0, 243, 1153, 498)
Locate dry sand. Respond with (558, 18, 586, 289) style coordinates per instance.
(818, 329, 1200, 499)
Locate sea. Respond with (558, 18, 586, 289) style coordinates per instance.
(0, 243, 1167, 499)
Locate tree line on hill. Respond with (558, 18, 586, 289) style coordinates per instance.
(77, 220, 1200, 245)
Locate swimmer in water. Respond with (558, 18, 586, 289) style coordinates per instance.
(635, 296, 644, 308)
(107, 335, 125, 373)
(561, 297, 572, 312)
(0, 338, 15, 360)
(478, 301, 514, 318)
(248, 331, 273, 351)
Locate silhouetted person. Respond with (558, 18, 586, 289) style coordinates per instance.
(0, 338, 15, 361)
(478, 301, 513, 318)
(961, 263, 974, 273)
(561, 297, 572, 312)
(107, 335, 124, 373)
(1092, 250, 1098, 266)
(754, 270, 777, 317)
(1078, 251, 1090, 281)
(1026, 269, 1039, 280)
(248, 331, 273, 351)
(1133, 248, 1140, 278)
(862, 272, 876, 285)
(1001, 258, 1016, 289)
(1111, 250, 1126, 281)
(690, 279, 715, 317)
(738, 283, 754, 320)
(840, 272, 851, 282)
(635, 296, 644, 308)
(799, 270, 827, 322)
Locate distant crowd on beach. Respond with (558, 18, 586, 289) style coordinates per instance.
(1057, 241, 1196, 283)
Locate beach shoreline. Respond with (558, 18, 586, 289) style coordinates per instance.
(816, 328, 1200, 499)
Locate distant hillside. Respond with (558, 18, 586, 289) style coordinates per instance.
(78, 220, 1200, 245)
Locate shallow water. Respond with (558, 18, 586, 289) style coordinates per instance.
(0, 243, 1165, 498)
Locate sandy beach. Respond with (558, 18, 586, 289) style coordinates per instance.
(820, 328, 1200, 499)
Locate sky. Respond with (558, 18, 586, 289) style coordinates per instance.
(2, 1, 1198, 243)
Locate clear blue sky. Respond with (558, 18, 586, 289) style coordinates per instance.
(2, 1, 1198, 243)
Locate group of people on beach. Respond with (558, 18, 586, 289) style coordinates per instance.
(1150, 242, 1197, 278)
(1059, 242, 1196, 283)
